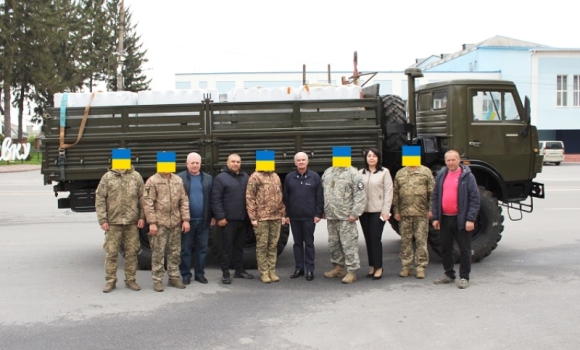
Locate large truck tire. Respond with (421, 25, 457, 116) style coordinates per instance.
(209, 223, 290, 270)
(136, 226, 153, 270)
(120, 225, 154, 271)
(381, 94, 408, 154)
(388, 215, 442, 257)
(389, 187, 503, 262)
(471, 187, 504, 261)
(426, 187, 504, 262)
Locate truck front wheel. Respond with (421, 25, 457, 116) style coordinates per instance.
(428, 187, 504, 262)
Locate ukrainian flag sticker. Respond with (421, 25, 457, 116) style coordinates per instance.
(402, 145, 421, 166)
(256, 150, 275, 171)
(332, 146, 351, 167)
(157, 151, 176, 173)
(111, 148, 131, 170)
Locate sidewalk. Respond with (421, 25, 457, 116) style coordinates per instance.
(0, 164, 41, 173)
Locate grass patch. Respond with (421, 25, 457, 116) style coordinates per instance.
(0, 151, 42, 166)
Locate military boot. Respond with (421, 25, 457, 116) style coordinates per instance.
(168, 278, 186, 289)
(268, 270, 280, 282)
(125, 281, 141, 291)
(260, 272, 271, 283)
(153, 281, 164, 292)
(102, 281, 116, 293)
(416, 270, 425, 279)
(399, 268, 413, 277)
(324, 264, 346, 278)
(341, 272, 357, 284)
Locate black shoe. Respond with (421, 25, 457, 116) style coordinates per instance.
(290, 269, 305, 279)
(182, 277, 191, 285)
(195, 276, 208, 284)
(222, 271, 231, 285)
(366, 269, 375, 278)
(306, 271, 314, 281)
(372, 268, 383, 280)
(234, 271, 254, 279)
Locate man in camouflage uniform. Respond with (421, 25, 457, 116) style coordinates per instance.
(143, 172, 190, 292)
(321, 166, 366, 284)
(246, 170, 286, 283)
(392, 164, 434, 279)
(96, 166, 145, 293)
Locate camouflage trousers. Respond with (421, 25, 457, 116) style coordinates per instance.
(327, 220, 360, 272)
(255, 220, 281, 273)
(399, 216, 429, 270)
(150, 226, 182, 282)
(103, 224, 139, 283)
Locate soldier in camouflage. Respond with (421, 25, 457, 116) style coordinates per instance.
(246, 171, 286, 283)
(321, 166, 366, 284)
(143, 172, 190, 292)
(392, 165, 434, 279)
(96, 167, 145, 293)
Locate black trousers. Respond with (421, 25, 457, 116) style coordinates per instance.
(290, 219, 316, 272)
(441, 215, 472, 280)
(359, 212, 386, 269)
(220, 220, 246, 273)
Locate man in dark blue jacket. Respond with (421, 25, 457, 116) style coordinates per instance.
(177, 152, 214, 285)
(432, 150, 480, 289)
(211, 153, 253, 284)
(283, 152, 324, 281)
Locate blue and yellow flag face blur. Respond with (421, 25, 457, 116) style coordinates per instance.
(111, 148, 131, 170)
(332, 146, 351, 167)
(256, 150, 275, 171)
(157, 151, 176, 173)
(402, 145, 421, 166)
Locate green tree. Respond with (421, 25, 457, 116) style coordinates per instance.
(0, 0, 14, 138)
(78, 0, 116, 92)
(106, 0, 150, 92)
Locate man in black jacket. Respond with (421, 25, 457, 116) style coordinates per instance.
(177, 152, 214, 285)
(432, 150, 480, 289)
(211, 153, 254, 284)
(283, 152, 324, 281)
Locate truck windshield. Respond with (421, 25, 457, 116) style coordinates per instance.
(472, 90, 520, 122)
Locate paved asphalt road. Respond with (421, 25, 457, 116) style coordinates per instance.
(0, 164, 579, 350)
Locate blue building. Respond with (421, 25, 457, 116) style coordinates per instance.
(418, 35, 580, 152)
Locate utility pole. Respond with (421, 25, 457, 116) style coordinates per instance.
(116, 0, 125, 91)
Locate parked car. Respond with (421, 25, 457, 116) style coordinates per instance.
(539, 141, 565, 165)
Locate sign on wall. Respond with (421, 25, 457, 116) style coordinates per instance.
(0, 138, 31, 161)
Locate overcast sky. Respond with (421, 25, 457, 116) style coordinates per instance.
(123, 0, 578, 90)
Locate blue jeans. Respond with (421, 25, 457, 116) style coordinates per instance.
(179, 220, 209, 279)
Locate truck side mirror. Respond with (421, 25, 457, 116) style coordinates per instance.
(520, 96, 531, 136)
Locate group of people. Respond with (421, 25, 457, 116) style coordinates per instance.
(95, 148, 480, 293)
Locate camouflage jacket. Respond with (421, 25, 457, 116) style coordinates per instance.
(246, 171, 286, 221)
(95, 167, 145, 225)
(142, 173, 190, 228)
(321, 166, 366, 220)
(392, 165, 434, 217)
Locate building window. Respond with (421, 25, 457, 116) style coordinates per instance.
(199, 81, 208, 89)
(557, 75, 567, 107)
(574, 75, 580, 107)
(175, 81, 191, 89)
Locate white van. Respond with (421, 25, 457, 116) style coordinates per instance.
(539, 141, 565, 165)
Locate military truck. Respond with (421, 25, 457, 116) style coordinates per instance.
(40, 68, 544, 269)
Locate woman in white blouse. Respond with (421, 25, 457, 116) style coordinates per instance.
(358, 148, 393, 280)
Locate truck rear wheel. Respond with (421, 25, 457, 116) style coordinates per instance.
(209, 223, 290, 270)
(119, 226, 154, 271)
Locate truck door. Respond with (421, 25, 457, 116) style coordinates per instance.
(467, 89, 532, 182)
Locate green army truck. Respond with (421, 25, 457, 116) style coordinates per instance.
(40, 68, 544, 268)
